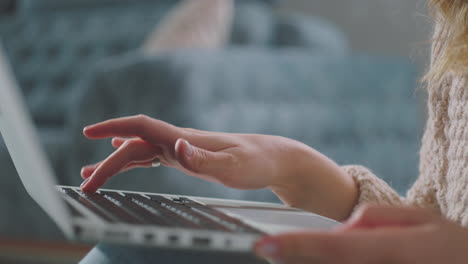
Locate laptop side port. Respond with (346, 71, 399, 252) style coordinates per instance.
(144, 233, 155, 242)
(73, 225, 83, 237)
(167, 234, 179, 245)
(104, 230, 129, 241)
(192, 237, 211, 247)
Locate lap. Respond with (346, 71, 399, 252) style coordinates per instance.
(80, 244, 268, 264)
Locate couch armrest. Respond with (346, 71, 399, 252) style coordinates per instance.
(272, 14, 350, 55)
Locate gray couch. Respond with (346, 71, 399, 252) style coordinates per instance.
(0, 0, 421, 240)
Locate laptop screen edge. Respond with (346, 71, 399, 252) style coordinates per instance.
(0, 42, 73, 238)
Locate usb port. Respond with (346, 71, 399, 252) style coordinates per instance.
(168, 235, 179, 245)
(192, 237, 211, 247)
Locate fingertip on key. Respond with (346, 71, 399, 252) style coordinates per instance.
(80, 177, 90, 190)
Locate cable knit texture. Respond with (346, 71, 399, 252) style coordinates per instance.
(342, 19, 468, 227)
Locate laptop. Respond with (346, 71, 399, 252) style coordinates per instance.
(0, 44, 338, 252)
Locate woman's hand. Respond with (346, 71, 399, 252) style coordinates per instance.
(254, 205, 468, 264)
(80, 115, 357, 220)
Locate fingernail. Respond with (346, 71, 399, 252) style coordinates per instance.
(255, 240, 279, 258)
(183, 140, 193, 158)
(80, 177, 90, 188)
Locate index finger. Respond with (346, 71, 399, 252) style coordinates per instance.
(81, 138, 161, 193)
(83, 115, 185, 146)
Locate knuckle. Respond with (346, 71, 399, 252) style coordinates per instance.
(191, 149, 208, 173)
(119, 139, 132, 149)
(135, 114, 149, 120)
(121, 138, 138, 147)
(120, 139, 140, 160)
(135, 114, 150, 125)
(134, 114, 152, 135)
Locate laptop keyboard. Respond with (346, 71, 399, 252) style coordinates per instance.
(62, 188, 114, 222)
(60, 187, 263, 234)
(100, 191, 172, 226)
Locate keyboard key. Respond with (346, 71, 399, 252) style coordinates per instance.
(167, 196, 264, 234)
(100, 191, 172, 226)
(76, 190, 143, 225)
(124, 193, 204, 229)
(60, 187, 114, 222)
(146, 195, 262, 233)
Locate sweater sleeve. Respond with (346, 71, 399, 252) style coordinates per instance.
(339, 20, 448, 213)
(341, 86, 448, 213)
(342, 80, 445, 212)
(341, 87, 445, 212)
(341, 165, 404, 208)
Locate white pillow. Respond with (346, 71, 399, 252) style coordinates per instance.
(142, 0, 234, 54)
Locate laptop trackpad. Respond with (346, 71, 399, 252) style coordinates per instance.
(215, 207, 339, 234)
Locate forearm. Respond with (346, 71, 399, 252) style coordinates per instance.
(269, 140, 358, 221)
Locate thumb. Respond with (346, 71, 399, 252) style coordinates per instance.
(175, 138, 235, 182)
(342, 205, 440, 230)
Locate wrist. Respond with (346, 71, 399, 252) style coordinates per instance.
(269, 140, 358, 221)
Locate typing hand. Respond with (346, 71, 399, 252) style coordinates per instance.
(80, 115, 357, 220)
(81, 115, 303, 191)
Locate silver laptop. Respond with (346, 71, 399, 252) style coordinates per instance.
(0, 44, 338, 252)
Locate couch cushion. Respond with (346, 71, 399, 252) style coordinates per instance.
(0, 1, 177, 126)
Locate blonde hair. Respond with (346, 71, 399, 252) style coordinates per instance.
(425, 0, 468, 85)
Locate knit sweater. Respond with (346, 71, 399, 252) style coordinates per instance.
(342, 19, 468, 227)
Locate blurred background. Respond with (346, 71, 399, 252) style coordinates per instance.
(0, 0, 429, 262)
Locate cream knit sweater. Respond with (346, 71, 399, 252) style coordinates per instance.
(342, 20, 468, 227)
